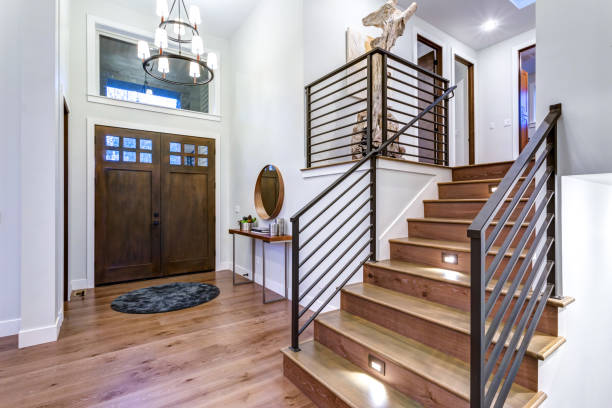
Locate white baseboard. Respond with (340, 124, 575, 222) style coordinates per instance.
(18, 310, 63, 348)
(0, 318, 20, 337)
(217, 261, 232, 271)
(70, 279, 89, 291)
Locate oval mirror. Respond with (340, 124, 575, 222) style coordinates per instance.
(254, 165, 284, 220)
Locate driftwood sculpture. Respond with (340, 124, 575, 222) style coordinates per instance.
(352, 0, 417, 159)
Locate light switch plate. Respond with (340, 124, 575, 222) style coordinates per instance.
(489, 122, 495, 130)
(234, 205, 240, 214)
(504, 119, 512, 127)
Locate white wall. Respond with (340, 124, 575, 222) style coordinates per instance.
(0, 0, 24, 338)
(477, 29, 535, 164)
(537, 0, 612, 176)
(67, 1, 233, 289)
(539, 175, 612, 407)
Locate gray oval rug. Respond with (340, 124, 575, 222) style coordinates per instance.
(111, 282, 220, 314)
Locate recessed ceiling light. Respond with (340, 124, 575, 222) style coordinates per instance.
(481, 19, 499, 32)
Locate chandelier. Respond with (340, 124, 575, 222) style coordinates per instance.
(138, 0, 217, 86)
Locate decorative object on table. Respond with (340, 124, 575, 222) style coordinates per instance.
(110, 282, 220, 314)
(254, 165, 285, 220)
(252, 226, 270, 234)
(240, 215, 256, 232)
(139, 0, 218, 86)
(278, 218, 285, 235)
(347, 0, 417, 159)
(270, 221, 279, 236)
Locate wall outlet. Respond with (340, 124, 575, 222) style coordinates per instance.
(504, 119, 512, 127)
(489, 122, 496, 130)
(234, 205, 240, 214)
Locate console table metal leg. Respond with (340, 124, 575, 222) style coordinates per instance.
(262, 241, 286, 304)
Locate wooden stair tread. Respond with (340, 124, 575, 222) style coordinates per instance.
(366, 260, 575, 308)
(343, 283, 566, 360)
(282, 341, 423, 408)
(316, 310, 545, 407)
(406, 217, 529, 227)
(388, 237, 528, 258)
(438, 177, 526, 186)
(452, 160, 515, 170)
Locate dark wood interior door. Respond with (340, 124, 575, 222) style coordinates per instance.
(95, 126, 162, 284)
(161, 134, 215, 276)
(418, 51, 437, 164)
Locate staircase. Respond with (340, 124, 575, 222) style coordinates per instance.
(283, 160, 574, 408)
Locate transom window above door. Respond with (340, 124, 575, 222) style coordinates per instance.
(104, 135, 154, 164)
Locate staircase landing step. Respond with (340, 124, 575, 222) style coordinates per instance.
(342, 283, 566, 361)
(282, 340, 423, 408)
(316, 310, 547, 407)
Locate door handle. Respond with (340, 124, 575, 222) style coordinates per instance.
(153, 220, 160, 226)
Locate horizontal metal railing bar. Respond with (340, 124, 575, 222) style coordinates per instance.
(310, 77, 367, 106)
(292, 86, 456, 221)
(387, 63, 447, 92)
(298, 239, 373, 319)
(387, 97, 446, 119)
(311, 142, 362, 156)
(310, 109, 365, 131)
(299, 170, 370, 233)
(310, 152, 358, 165)
(311, 130, 364, 147)
(383, 49, 450, 84)
(310, 88, 368, 114)
(298, 226, 373, 303)
(299, 196, 371, 253)
(387, 104, 448, 127)
(306, 52, 370, 89)
(299, 185, 372, 250)
(310, 98, 366, 122)
(492, 283, 554, 408)
(299, 220, 372, 284)
(388, 74, 439, 98)
(468, 106, 561, 237)
(485, 218, 554, 350)
(393, 151, 447, 166)
(310, 120, 366, 139)
(395, 141, 448, 155)
(389, 115, 447, 135)
(298, 252, 373, 335)
(484, 239, 554, 375)
(387, 86, 449, 111)
(484, 172, 553, 287)
(309, 66, 367, 97)
(485, 147, 553, 252)
(388, 123, 448, 145)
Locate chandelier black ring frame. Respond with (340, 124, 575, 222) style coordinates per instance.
(159, 19, 198, 44)
(143, 54, 214, 86)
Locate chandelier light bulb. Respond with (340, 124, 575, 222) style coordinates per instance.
(189, 5, 202, 26)
(156, 0, 169, 19)
(157, 57, 170, 77)
(191, 35, 204, 55)
(207, 52, 218, 70)
(137, 40, 150, 60)
(189, 62, 201, 80)
(154, 28, 168, 49)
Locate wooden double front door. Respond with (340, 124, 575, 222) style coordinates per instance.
(95, 125, 215, 285)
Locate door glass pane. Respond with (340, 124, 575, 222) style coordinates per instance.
(105, 135, 120, 147)
(198, 157, 208, 167)
(123, 137, 137, 149)
(170, 155, 181, 165)
(185, 156, 196, 166)
(140, 152, 153, 163)
(198, 145, 208, 155)
(140, 139, 153, 150)
(184, 144, 195, 154)
(105, 150, 120, 161)
(123, 151, 136, 162)
(170, 142, 181, 153)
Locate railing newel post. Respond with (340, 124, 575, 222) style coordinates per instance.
(469, 230, 486, 408)
(366, 53, 373, 155)
(290, 217, 300, 352)
(381, 52, 388, 157)
(305, 86, 312, 169)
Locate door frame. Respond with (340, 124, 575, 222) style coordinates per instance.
(511, 37, 536, 159)
(454, 54, 475, 165)
(517, 44, 536, 153)
(63, 98, 70, 301)
(85, 116, 222, 289)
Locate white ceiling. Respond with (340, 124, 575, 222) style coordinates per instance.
(400, 0, 535, 50)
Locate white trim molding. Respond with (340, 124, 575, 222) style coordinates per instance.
(86, 14, 222, 120)
(18, 311, 63, 349)
(86, 117, 223, 289)
(450, 49, 478, 167)
(0, 319, 21, 338)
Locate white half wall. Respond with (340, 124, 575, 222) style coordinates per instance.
(539, 175, 612, 407)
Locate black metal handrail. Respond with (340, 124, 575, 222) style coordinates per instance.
(305, 48, 451, 168)
(468, 104, 562, 407)
(290, 68, 455, 350)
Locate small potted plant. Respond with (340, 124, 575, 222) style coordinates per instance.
(239, 215, 256, 232)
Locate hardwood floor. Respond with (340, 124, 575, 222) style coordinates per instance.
(0, 271, 315, 408)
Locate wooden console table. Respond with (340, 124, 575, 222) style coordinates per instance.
(229, 229, 291, 304)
